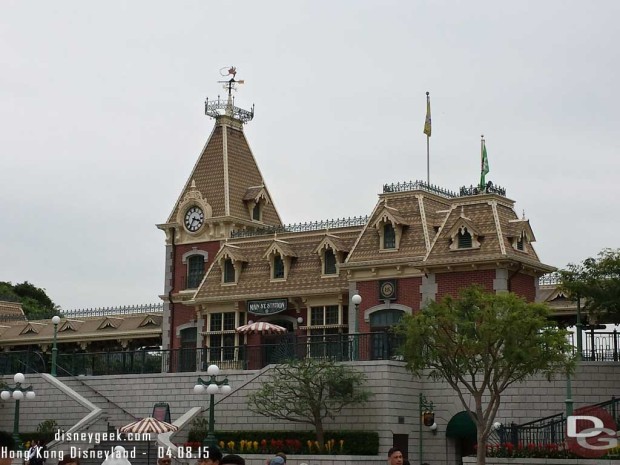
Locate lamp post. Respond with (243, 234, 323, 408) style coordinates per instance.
(351, 293, 362, 361)
(1, 373, 36, 447)
(418, 393, 436, 465)
(51, 315, 61, 377)
(193, 364, 232, 448)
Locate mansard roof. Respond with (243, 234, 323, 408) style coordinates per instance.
(344, 184, 553, 273)
(165, 122, 282, 227)
(193, 227, 362, 303)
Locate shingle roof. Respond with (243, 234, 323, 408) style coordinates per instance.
(166, 122, 282, 227)
(193, 228, 362, 302)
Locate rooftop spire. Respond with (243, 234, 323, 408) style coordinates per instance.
(204, 66, 255, 123)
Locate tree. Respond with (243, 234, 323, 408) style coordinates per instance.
(399, 285, 574, 465)
(0, 281, 59, 320)
(559, 248, 620, 323)
(247, 358, 372, 447)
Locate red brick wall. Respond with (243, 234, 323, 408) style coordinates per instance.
(355, 277, 422, 332)
(169, 240, 221, 349)
(509, 272, 536, 301)
(436, 269, 495, 301)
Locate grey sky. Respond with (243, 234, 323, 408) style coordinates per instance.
(2, 1, 618, 311)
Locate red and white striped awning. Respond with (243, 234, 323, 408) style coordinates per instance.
(119, 417, 178, 434)
(235, 322, 287, 335)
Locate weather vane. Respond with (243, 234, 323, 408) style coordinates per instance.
(204, 66, 254, 123)
(218, 66, 245, 97)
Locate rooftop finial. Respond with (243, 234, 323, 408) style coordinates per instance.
(205, 66, 254, 123)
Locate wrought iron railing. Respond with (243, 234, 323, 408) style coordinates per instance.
(62, 303, 163, 318)
(538, 272, 562, 286)
(383, 180, 457, 198)
(495, 396, 620, 451)
(459, 182, 507, 197)
(230, 216, 369, 238)
(0, 332, 402, 376)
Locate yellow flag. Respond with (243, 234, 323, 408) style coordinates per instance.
(423, 93, 431, 137)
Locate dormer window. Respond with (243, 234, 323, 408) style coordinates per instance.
(458, 229, 472, 249)
(384, 224, 396, 249)
(264, 240, 297, 281)
(273, 254, 285, 279)
(223, 258, 236, 283)
(324, 249, 337, 275)
(252, 203, 261, 221)
(448, 220, 482, 251)
(517, 234, 525, 251)
(216, 245, 247, 285)
(373, 205, 406, 252)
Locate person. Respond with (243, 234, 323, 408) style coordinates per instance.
(196, 446, 223, 465)
(220, 454, 245, 465)
(387, 447, 404, 465)
(28, 440, 44, 465)
(158, 459, 172, 465)
(266, 452, 286, 465)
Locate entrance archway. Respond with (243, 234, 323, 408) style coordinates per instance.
(446, 411, 477, 465)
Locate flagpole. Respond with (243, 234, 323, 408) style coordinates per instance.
(480, 134, 485, 190)
(424, 92, 431, 185)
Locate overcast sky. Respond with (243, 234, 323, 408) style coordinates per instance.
(1, 1, 618, 311)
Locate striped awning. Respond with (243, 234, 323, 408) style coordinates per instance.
(235, 322, 287, 335)
(120, 417, 178, 434)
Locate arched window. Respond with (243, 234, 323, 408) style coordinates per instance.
(458, 229, 472, 249)
(273, 254, 285, 279)
(187, 255, 205, 288)
(384, 223, 396, 249)
(324, 248, 337, 275)
(223, 258, 236, 283)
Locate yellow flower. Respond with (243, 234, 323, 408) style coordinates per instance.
(227, 441, 235, 451)
(219, 441, 225, 449)
(252, 441, 259, 451)
(240, 440, 246, 451)
(307, 440, 313, 452)
(339, 439, 345, 451)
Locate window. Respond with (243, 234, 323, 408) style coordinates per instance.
(252, 203, 261, 221)
(324, 249, 337, 275)
(223, 258, 235, 283)
(517, 234, 525, 251)
(187, 255, 205, 288)
(384, 223, 396, 249)
(458, 229, 472, 249)
(308, 305, 346, 359)
(273, 254, 284, 279)
(207, 312, 242, 364)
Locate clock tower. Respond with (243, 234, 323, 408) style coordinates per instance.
(157, 68, 282, 359)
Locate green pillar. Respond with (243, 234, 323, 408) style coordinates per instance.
(12, 398, 20, 447)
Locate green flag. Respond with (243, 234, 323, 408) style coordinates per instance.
(480, 141, 489, 188)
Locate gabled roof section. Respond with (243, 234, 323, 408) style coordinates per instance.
(243, 185, 270, 203)
(446, 214, 482, 238)
(314, 234, 350, 254)
(59, 320, 84, 332)
(263, 239, 298, 259)
(20, 322, 45, 335)
(507, 218, 537, 242)
(98, 317, 123, 330)
(371, 203, 408, 228)
(139, 314, 162, 328)
(216, 243, 248, 262)
(165, 122, 282, 226)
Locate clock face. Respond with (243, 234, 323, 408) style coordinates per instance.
(184, 206, 204, 232)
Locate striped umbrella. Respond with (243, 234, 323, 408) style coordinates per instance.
(235, 321, 287, 335)
(120, 417, 178, 434)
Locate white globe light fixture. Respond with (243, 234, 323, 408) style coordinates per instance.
(14, 373, 25, 384)
(0, 391, 10, 401)
(3, 372, 36, 446)
(52, 315, 61, 325)
(193, 364, 232, 449)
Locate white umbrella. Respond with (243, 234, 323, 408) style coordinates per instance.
(120, 417, 178, 434)
(235, 321, 287, 335)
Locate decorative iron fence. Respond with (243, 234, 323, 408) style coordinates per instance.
(383, 180, 457, 198)
(61, 303, 163, 318)
(0, 332, 402, 376)
(230, 216, 369, 238)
